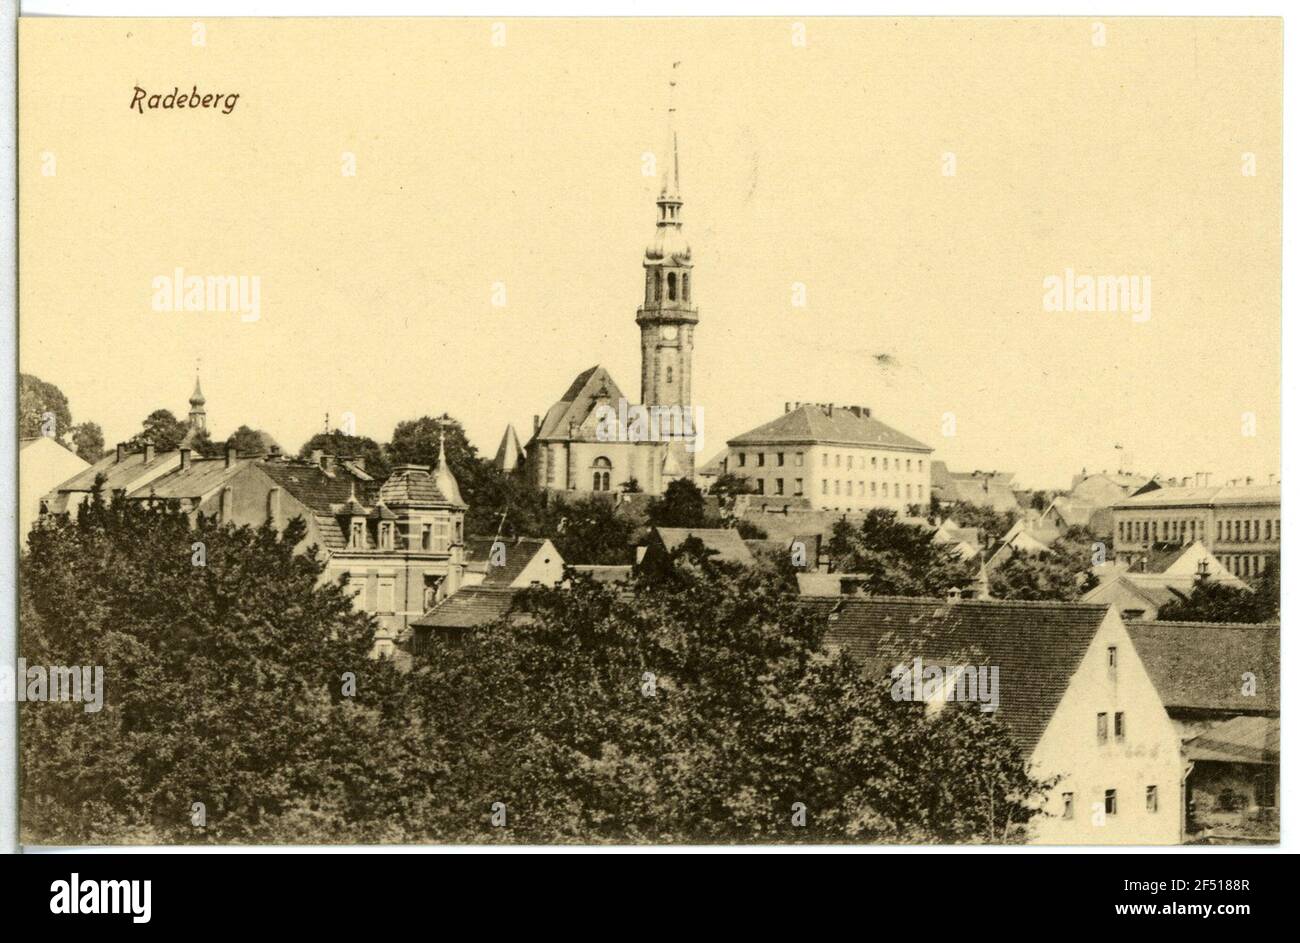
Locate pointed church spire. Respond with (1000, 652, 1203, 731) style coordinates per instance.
(187, 367, 207, 432)
(657, 62, 684, 221)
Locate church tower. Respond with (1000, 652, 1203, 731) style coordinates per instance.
(188, 373, 207, 432)
(636, 68, 697, 479)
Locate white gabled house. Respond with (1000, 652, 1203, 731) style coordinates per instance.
(816, 597, 1185, 844)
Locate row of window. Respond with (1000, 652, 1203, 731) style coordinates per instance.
(733, 452, 928, 474)
(1118, 516, 1281, 545)
(348, 518, 460, 552)
(736, 451, 803, 469)
(817, 479, 926, 501)
(1061, 786, 1158, 819)
(1222, 553, 1272, 579)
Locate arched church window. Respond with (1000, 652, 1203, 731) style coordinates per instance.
(668, 272, 677, 301)
(682, 273, 690, 302)
(591, 456, 612, 492)
(654, 270, 662, 301)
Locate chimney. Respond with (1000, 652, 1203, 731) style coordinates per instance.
(826, 402, 835, 416)
(225, 442, 237, 468)
(311, 448, 324, 466)
(116, 442, 126, 463)
(945, 586, 962, 604)
(180, 447, 191, 470)
(142, 438, 154, 464)
(784, 402, 791, 413)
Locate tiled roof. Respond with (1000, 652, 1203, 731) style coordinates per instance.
(464, 536, 555, 586)
(652, 527, 756, 565)
(258, 461, 377, 513)
(727, 404, 931, 452)
(410, 586, 521, 630)
(378, 464, 463, 508)
(534, 365, 628, 441)
(805, 596, 1110, 747)
(1127, 621, 1280, 715)
(1115, 484, 1280, 509)
(1184, 716, 1279, 765)
(131, 458, 250, 501)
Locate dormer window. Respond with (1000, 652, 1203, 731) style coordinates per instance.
(379, 522, 393, 550)
(350, 521, 364, 548)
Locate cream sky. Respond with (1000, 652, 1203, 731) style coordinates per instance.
(19, 17, 1280, 489)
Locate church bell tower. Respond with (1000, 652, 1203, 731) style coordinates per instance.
(636, 67, 697, 479)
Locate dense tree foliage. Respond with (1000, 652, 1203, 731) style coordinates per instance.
(989, 528, 1101, 602)
(21, 488, 414, 843)
(21, 502, 1048, 844)
(20, 373, 106, 461)
(1157, 563, 1280, 623)
(826, 509, 974, 596)
(646, 478, 708, 529)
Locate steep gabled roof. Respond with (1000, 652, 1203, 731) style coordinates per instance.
(464, 536, 557, 586)
(650, 527, 756, 565)
(727, 403, 931, 452)
(806, 596, 1111, 748)
(534, 365, 627, 441)
(130, 457, 252, 502)
(1127, 621, 1280, 715)
(493, 424, 526, 470)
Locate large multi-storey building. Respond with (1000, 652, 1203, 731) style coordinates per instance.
(1112, 483, 1280, 579)
(723, 402, 933, 512)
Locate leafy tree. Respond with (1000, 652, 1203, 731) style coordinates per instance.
(549, 496, 639, 565)
(125, 409, 190, 452)
(297, 431, 389, 478)
(70, 422, 105, 463)
(940, 501, 1020, 545)
(18, 373, 73, 440)
(988, 527, 1099, 602)
(826, 509, 974, 597)
(1157, 562, 1280, 623)
(646, 478, 707, 529)
(226, 425, 279, 456)
(20, 487, 421, 844)
(619, 477, 643, 494)
(708, 472, 755, 499)
(406, 541, 1049, 843)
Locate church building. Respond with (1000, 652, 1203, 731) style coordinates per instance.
(523, 104, 699, 497)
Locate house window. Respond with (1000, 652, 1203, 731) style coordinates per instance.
(1062, 792, 1074, 820)
(1104, 789, 1117, 816)
(376, 579, 395, 614)
(755, 479, 765, 496)
(1096, 712, 1108, 744)
(871, 482, 877, 496)
(822, 454, 828, 467)
(777, 452, 785, 467)
(835, 454, 841, 468)
(1107, 645, 1118, 675)
(350, 521, 364, 548)
(774, 478, 784, 495)
(1146, 785, 1158, 813)
(379, 522, 393, 549)
(421, 524, 432, 551)
(919, 460, 924, 472)
(906, 459, 911, 471)
(757, 453, 765, 467)
(738, 453, 746, 467)
(794, 478, 803, 496)
(795, 453, 803, 467)
(1114, 711, 1125, 742)
(821, 479, 828, 495)
(871, 457, 877, 469)
(894, 483, 900, 498)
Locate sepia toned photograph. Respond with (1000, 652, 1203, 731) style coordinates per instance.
(8, 12, 1283, 853)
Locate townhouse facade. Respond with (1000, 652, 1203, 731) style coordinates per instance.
(1112, 483, 1280, 579)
